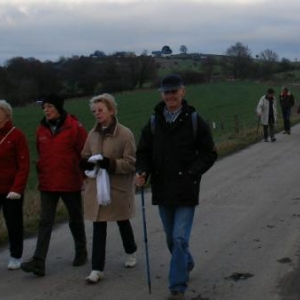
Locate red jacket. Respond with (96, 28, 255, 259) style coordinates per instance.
(0, 121, 30, 194)
(36, 113, 87, 192)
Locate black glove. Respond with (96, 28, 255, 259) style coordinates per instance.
(97, 157, 110, 170)
(79, 159, 96, 171)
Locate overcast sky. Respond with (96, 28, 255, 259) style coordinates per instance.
(1, 0, 300, 65)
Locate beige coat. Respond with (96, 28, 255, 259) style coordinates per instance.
(81, 122, 136, 222)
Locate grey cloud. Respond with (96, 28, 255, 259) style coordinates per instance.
(1, 0, 300, 64)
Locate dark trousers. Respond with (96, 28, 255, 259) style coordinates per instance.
(263, 122, 275, 140)
(0, 193, 24, 259)
(281, 106, 291, 132)
(34, 191, 86, 260)
(92, 220, 137, 271)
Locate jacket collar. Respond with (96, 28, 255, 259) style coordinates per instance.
(154, 99, 194, 115)
(95, 117, 117, 136)
(41, 110, 68, 128)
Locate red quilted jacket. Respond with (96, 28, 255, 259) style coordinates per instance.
(0, 121, 30, 194)
(36, 113, 87, 192)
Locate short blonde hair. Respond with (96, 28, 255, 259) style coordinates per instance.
(89, 93, 118, 116)
(0, 100, 13, 119)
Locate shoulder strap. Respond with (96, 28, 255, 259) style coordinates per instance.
(150, 114, 156, 135)
(191, 111, 198, 140)
(0, 126, 15, 145)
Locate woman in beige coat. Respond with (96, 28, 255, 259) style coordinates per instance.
(81, 93, 137, 283)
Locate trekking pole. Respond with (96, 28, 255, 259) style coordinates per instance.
(256, 116, 260, 134)
(140, 186, 152, 294)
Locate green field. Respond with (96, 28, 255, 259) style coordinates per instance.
(1, 80, 299, 242)
(12, 80, 300, 190)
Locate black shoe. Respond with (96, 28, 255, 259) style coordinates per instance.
(168, 291, 185, 300)
(21, 257, 45, 277)
(73, 251, 88, 267)
(271, 137, 276, 142)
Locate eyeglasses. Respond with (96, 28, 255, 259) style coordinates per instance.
(163, 89, 179, 95)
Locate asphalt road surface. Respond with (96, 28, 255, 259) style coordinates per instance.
(1, 125, 300, 300)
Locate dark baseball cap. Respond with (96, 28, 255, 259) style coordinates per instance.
(158, 74, 184, 92)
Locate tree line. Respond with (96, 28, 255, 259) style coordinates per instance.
(0, 55, 158, 107)
(0, 42, 298, 107)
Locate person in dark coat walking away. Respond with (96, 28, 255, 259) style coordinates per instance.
(21, 94, 88, 277)
(279, 86, 295, 134)
(0, 100, 30, 270)
(80, 93, 137, 284)
(256, 88, 277, 142)
(135, 74, 217, 300)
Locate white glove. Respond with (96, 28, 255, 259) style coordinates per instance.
(88, 154, 103, 163)
(85, 169, 98, 178)
(6, 192, 21, 199)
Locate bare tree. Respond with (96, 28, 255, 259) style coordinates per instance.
(259, 49, 279, 79)
(259, 49, 278, 63)
(201, 56, 215, 82)
(141, 50, 148, 56)
(224, 42, 253, 78)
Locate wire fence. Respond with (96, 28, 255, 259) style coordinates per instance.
(206, 104, 300, 143)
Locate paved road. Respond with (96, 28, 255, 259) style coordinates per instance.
(1, 125, 300, 300)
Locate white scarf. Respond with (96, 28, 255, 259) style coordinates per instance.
(85, 154, 111, 206)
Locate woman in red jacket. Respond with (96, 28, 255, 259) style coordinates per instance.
(0, 99, 30, 270)
(21, 94, 88, 277)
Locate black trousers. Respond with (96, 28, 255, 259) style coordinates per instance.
(263, 121, 275, 140)
(92, 220, 137, 271)
(281, 106, 292, 132)
(34, 191, 87, 260)
(0, 193, 24, 259)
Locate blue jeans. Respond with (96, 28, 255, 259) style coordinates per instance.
(158, 205, 195, 293)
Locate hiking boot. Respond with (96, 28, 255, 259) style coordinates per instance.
(21, 257, 45, 277)
(168, 291, 185, 300)
(7, 257, 21, 270)
(73, 251, 88, 266)
(85, 270, 104, 284)
(124, 252, 137, 268)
